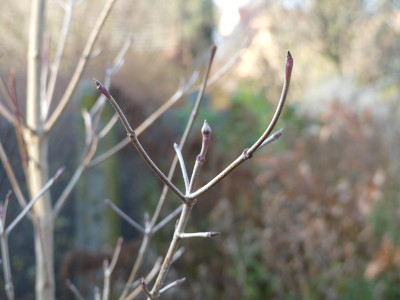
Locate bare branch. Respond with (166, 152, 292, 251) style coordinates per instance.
(98, 113, 118, 139)
(0, 232, 13, 300)
(94, 78, 186, 202)
(0, 76, 14, 110)
(258, 128, 283, 149)
(124, 257, 162, 300)
(141, 278, 155, 299)
(0, 192, 14, 300)
(152, 205, 183, 234)
(6, 168, 63, 235)
(174, 143, 190, 192)
(52, 110, 99, 217)
(188, 120, 211, 193)
(40, 33, 51, 121)
(91, 42, 243, 166)
(45, 0, 74, 115)
(105, 199, 144, 233)
(246, 51, 293, 154)
(91, 37, 133, 131)
(178, 232, 220, 239)
(9, 70, 29, 178)
(103, 237, 123, 300)
(186, 51, 293, 201)
(90, 41, 243, 168)
(172, 247, 185, 263)
(149, 45, 217, 296)
(0, 140, 27, 208)
(45, 0, 117, 131)
(0, 101, 14, 125)
(52, 164, 84, 217)
(66, 279, 85, 300)
(0, 191, 12, 230)
(159, 277, 186, 294)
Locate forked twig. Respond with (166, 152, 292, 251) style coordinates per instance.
(66, 279, 85, 300)
(94, 79, 186, 203)
(105, 199, 144, 233)
(124, 257, 162, 300)
(114, 45, 217, 300)
(102, 237, 123, 300)
(89, 41, 243, 168)
(186, 51, 293, 201)
(149, 51, 293, 296)
(45, 0, 117, 131)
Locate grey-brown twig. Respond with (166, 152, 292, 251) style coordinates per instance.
(0, 140, 27, 208)
(185, 51, 293, 201)
(105, 199, 144, 233)
(66, 279, 85, 300)
(94, 78, 186, 203)
(113, 45, 218, 300)
(45, 0, 117, 131)
(102, 237, 123, 300)
(159, 277, 186, 294)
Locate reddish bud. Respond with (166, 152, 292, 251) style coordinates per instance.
(286, 51, 293, 82)
(201, 120, 211, 135)
(93, 78, 112, 99)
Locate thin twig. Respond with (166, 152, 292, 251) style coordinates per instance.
(40, 33, 50, 121)
(0, 192, 14, 300)
(186, 51, 293, 201)
(141, 279, 154, 299)
(66, 279, 85, 300)
(9, 70, 29, 179)
(124, 257, 162, 300)
(174, 143, 190, 192)
(188, 120, 211, 193)
(178, 232, 220, 239)
(105, 199, 144, 233)
(52, 110, 99, 217)
(148, 45, 217, 296)
(45, 0, 117, 131)
(0, 101, 14, 125)
(98, 113, 118, 139)
(258, 128, 283, 149)
(150, 45, 217, 227)
(94, 79, 186, 202)
(90, 39, 242, 167)
(6, 168, 63, 235)
(152, 205, 183, 234)
(0, 140, 27, 208)
(45, 0, 74, 117)
(91, 36, 133, 131)
(159, 277, 186, 294)
(88, 71, 197, 167)
(52, 164, 84, 217)
(1, 191, 12, 229)
(0, 76, 14, 110)
(119, 234, 150, 300)
(119, 45, 218, 300)
(149, 47, 217, 294)
(0, 232, 13, 300)
(103, 237, 123, 300)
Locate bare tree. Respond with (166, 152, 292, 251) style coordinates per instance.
(0, 1, 249, 299)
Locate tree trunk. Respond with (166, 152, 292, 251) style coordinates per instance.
(25, 0, 55, 299)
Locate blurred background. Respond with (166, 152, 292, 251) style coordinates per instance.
(1, 0, 400, 299)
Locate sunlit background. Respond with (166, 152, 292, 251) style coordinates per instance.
(1, 0, 400, 299)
